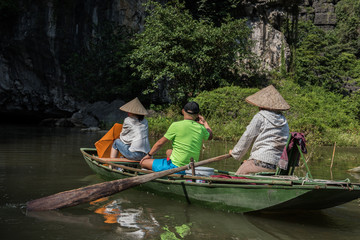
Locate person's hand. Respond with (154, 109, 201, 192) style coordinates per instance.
(197, 115, 206, 125)
(229, 149, 232, 155)
(141, 154, 151, 163)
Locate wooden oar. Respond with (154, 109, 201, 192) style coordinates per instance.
(98, 158, 139, 163)
(26, 154, 231, 211)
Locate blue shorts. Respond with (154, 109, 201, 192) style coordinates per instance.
(112, 139, 146, 161)
(152, 158, 185, 175)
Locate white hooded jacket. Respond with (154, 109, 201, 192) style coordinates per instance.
(231, 110, 289, 165)
(120, 116, 151, 153)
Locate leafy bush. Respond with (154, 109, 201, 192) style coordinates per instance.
(335, 0, 360, 56)
(294, 10, 360, 95)
(194, 86, 258, 120)
(130, 0, 257, 104)
(148, 81, 360, 146)
(279, 81, 360, 145)
(194, 86, 259, 140)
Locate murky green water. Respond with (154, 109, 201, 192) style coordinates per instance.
(1, 124, 360, 240)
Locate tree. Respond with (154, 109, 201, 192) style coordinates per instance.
(294, 20, 360, 95)
(335, 0, 360, 57)
(129, 1, 257, 104)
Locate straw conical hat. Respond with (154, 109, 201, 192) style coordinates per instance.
(120, 97, 148, 115)
(245, 85, 290, 111)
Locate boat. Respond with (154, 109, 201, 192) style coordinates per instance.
(80, 147, 360, 213)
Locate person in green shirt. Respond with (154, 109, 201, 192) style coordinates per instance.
(140, 101, 212, 173)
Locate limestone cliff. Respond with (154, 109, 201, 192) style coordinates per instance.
(0, 0, 340, 126)
(0, 0, 147, 124)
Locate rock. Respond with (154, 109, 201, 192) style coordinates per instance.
(80, 127, 101, 132)
(0, 0, 342, 122)
(55, 118, 75, 127)
(71, 99, 127, 128)
(39, 118, 58, 127)
(0, 0, 147, 122)
(250, 20, 290, 71)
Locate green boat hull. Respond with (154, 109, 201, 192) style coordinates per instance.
(81, 148, 360, 213)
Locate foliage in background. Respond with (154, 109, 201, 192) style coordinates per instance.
(335, 0, 360, 57)
(130, 0, 259, 105)
(194, 87, 258, 140)
(293, 20, 360, 95)
(64, 23, 148, 103)
(280, 81, 360, 146)
(59, 0, 360, 147)
(147, 104, 183, 137)
(148, 81, 360, 146)
(291, 0, 360, 96)
(184, 0, 244, 25)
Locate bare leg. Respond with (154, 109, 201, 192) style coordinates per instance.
(110, 147, 119, 158)
(140, 159, 155, 170)
(166, 149, 172, 159)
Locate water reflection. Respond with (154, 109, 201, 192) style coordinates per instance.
(25, 191, 279, 240)
(1, 124, 360, 240)
(89, 196, 160, 239)
(27, 210, 94, 227)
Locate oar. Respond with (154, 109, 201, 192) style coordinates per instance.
(26, 154, 231, 211)
(97, 158, 139, 163)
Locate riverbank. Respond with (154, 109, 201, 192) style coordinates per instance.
(147, 82, 360, 147)
(148, 115, 360, 147)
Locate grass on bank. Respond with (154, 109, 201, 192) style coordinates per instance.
(147, 81, 360, 147)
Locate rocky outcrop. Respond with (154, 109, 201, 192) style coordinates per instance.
(0, 0, 147, 126)
(246, 0, 339, 71)
(299, 0, 339, 31)
(0, 0, 341, 127)
(251, 20, 291, 71)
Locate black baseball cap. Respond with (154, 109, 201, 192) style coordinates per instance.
(184, 101, 200, 114)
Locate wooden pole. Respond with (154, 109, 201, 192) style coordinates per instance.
(330, 142, 336, 180)
(26, 154, 231, 211)
(190, 158, 195, 182)
(330, 142, 336, 170)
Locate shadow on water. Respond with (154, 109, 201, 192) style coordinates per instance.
(245, 200, 360, 240)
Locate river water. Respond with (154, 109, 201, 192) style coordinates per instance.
(1, 124, 360, 240)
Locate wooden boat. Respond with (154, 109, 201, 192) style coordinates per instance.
(81, 147, 360, 213)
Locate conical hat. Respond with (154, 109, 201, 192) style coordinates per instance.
(245, 85, 290, 111)
(120, 97, 148, 115)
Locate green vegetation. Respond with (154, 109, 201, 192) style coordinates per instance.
(335, 0, 360, 56)
(62, 0, 360, 146)
(289, 1, 360, 96)
(130, 1, 258, 105)
(148, 81, 360, 146)
(293, 20, 360, 95)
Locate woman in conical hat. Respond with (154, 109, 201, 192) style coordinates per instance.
(110, 97, 151, 160)
(229, 85, 290, 175)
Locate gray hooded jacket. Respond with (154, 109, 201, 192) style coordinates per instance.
(231, 110, 289, 165)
